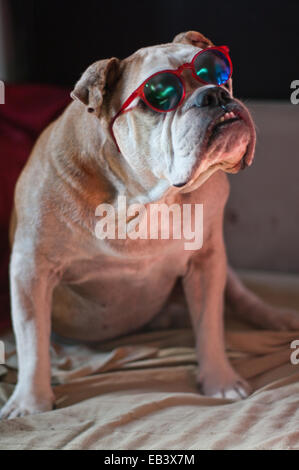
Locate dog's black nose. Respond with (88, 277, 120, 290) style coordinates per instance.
(194, 86, 231, 108)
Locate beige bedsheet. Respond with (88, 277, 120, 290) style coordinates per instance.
(0, 270, 298, 450)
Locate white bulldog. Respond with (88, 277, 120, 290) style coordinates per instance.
(1, 30, 299, 420)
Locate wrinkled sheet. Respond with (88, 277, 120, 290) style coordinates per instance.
(0, 270, 298, 450)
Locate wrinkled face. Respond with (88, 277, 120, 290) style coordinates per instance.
(111, 43, 256, 193)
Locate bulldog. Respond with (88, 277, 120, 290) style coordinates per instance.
(1, 30, 299, 420)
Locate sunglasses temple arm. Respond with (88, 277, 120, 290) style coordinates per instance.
(110, 90, 140, 153)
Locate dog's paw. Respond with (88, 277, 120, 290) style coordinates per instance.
(0, 388, 54, 420)
(196, 364, 251, 400)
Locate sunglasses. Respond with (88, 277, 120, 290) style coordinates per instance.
(110, 46, 232, 151)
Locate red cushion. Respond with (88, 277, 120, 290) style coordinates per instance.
(0, 84, 71, 333)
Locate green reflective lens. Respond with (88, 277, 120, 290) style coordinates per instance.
(194, 50, 231, 85)
(144, 72, 183, 111)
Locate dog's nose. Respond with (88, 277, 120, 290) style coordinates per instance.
(194, 86, 231, 108)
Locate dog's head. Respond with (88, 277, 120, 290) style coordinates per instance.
(71, 31, 256, 197)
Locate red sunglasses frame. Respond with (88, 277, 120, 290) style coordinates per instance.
(110, 46, 232, 152)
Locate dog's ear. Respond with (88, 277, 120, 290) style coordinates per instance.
(173, 30, 233, 94)
(173, 30, 214, 48)
(71, 57, 120, 114)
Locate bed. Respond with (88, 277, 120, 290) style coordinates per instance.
(0, 270, 298, 450)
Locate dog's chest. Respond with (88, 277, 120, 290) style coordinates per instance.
(52, 197, 200, 340)
(53, 251, 189, 341)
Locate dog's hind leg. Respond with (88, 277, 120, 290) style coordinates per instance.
(226, 266, 299, 330)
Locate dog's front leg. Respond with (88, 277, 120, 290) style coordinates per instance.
(0, 247, 59, 419)
(183, 239, 251, 400)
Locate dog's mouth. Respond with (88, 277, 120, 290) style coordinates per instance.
(172, 111, 246, 189)
(172, 103, 256, 190)
(207, 110, 241, 147)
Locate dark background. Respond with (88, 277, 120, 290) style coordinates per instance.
(8, 0, 299, 100)
(1, 0, 299, 276)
